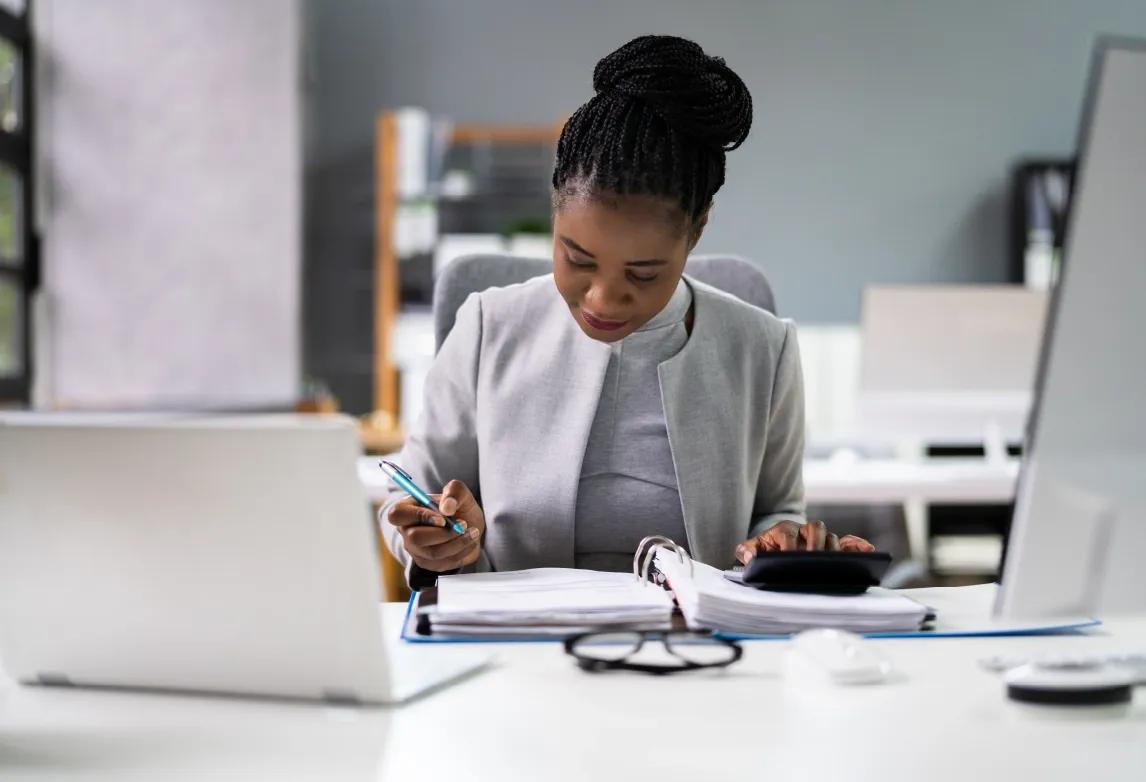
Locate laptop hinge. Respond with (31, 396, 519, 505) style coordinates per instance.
(36, 672, 74, 686)
(321, 688, 362, 705)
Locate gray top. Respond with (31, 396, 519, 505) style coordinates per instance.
(574, 280, 693, 571)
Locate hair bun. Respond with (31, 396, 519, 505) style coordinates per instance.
(592, 35, 752, 151)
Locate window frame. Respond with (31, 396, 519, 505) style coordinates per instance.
(0, 2, 35, 403)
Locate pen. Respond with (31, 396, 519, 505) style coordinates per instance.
(378, 460, 466, 535)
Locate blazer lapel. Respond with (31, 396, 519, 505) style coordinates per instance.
(657, 280, 741, 566)
(495, 293, 611, 568)
(546, 327, 611, 566)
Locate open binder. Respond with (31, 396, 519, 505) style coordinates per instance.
(401, 537, 1099, 643)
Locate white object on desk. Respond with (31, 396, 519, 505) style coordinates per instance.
(787, 628, 893, 685)
(981, 651, 1146, 684)
(1004, 661, 1136, 706)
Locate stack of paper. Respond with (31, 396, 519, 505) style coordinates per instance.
(655, 550, 929, 635)
(427, 568, 675, 637)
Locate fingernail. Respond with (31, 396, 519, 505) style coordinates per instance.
(458, 520, 468, 531)
(467, 528, 481, 540)
(440, 498, 457, 515)
(735, 545, 751, 563)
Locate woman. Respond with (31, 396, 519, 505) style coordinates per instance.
(381, 35, 873, 586)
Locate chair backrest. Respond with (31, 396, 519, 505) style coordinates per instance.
(433, 253, 776, 351)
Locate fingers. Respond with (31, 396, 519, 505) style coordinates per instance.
(407, 527, 482, 572)
(735, 521, 802, 564)
(405, 522, 467, 549)
(387, 496, 447, 529)
(734, 523, 874, 563)
(407, 525, 481, 561)
(839, 535, 876, 553)
(800, 520, 828, 551)
(767, 521, 801, 551)
(735, 537, 762, 564)
(438, 479, 473, 518)
(458, 542, 482, 567)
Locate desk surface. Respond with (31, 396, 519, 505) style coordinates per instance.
(802, 456, 1020, 504)
(1, 588, 1143, 782)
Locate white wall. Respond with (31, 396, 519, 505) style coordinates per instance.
(35, 0, 301, 409)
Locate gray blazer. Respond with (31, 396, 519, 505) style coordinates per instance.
(379, 274, 806, 576)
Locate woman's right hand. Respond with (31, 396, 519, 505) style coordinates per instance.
(387, 479, 485, 572)
(734, 520, 874, 564)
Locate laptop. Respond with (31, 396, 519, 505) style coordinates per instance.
(0, 413, 487, 704)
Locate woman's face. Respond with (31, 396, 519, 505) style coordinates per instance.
(552, 192, 702, 343)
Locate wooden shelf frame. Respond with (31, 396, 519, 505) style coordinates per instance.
(372, 112, 562, 433)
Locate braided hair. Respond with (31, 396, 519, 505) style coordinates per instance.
(552, 35, 753, 225)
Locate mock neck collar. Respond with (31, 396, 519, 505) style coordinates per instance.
(636, 278, 691, 333)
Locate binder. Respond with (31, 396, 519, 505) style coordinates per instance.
(401, 537, 1100, 643)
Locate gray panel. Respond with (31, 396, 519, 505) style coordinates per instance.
(861, 285, 1047, 393)
(42, 0, 301, 408)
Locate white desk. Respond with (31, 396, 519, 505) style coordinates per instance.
(1, 588, 1143, 782)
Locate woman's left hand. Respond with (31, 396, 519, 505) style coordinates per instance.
(734, 520, 875, 564)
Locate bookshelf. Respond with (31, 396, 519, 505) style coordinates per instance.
(365, 110, 561, 453)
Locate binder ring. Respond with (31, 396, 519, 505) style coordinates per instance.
(633, 535, 693, 586)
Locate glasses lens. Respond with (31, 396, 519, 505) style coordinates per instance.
(665, 634, 738, 666)
(570, 632, 643, 662)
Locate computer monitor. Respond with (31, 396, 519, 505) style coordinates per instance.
(858, 285, 1048, 447)
(996, 37, 1146, 618)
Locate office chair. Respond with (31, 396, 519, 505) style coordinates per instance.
(432, 253, 776, 352)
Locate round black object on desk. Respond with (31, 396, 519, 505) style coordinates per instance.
(1004, 661, 1135, 706)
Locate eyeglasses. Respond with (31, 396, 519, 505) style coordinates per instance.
(564, 630, 743, 675)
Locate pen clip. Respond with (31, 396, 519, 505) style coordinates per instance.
(379, 460, 413, 481)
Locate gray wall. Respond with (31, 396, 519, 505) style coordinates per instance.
(305, 0, 1146, 340)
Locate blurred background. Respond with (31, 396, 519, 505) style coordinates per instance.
(3, 0, 1146, 593)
